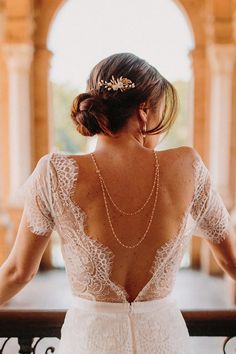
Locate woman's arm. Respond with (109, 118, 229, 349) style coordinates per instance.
(0, 208, 51, 305)
(190, 147, 236, 280)
(204, 221, 236, 281)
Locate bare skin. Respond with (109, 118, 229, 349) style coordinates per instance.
(0, 101, 235, 305)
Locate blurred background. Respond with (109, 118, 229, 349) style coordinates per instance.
(0, 0, 235, 352)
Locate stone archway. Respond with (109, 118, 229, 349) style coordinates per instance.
(34, 0, 236, 280)
(34, 0, 204, 270)
(33, 0, 210, 160)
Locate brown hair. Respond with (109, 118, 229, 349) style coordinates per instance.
(71, 53, 178, 137)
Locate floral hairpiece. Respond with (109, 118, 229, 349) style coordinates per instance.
(98, 75, 135, 92)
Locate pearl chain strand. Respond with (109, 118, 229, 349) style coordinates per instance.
(90, 151, 160, 249)
(91, 150, 158, 215)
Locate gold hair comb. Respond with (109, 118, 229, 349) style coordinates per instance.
(98, 76, 135, 92)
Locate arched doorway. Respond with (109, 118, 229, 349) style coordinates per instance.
(42, 0, 195, 268)
(47, 0, 195, 154)
(34, 0, 210, 162)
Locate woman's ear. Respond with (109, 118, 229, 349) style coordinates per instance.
(138, 102, 149, 124)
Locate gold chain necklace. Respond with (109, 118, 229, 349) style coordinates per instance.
(90, 151, 160, 249)
(90, 150, 158, 215)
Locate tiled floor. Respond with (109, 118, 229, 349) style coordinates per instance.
(1, 268, 235, 353)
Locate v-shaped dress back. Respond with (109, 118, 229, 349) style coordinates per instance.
(18, 150, 231, 354)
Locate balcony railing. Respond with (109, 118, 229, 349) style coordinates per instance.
(0, 309, 235, 353)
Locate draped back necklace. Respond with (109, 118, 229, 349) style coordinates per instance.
(90, 150, 160, 249)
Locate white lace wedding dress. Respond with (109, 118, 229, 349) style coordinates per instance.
(18, 150, 231, 354)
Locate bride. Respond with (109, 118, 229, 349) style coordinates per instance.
(0, 52, 235, 354)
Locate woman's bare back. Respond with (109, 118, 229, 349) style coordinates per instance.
(67, 146, 195, 301)
(17, 144, 234, 303)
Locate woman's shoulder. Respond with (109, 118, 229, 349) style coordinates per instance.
(158, 145, 199, 172)
(158, 146, 203, 196)
(46, 146, 200, 165)
(40, 151, 80, 188)
(159, 145, 197, 158)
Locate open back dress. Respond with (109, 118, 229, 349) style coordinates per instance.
(19, 149, 231, 354)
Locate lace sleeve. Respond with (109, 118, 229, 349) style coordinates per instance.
(191, 152, 231, 244)
(17, 154, 55, 236)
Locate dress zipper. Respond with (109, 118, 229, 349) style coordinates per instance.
(128, 302, 135, 352)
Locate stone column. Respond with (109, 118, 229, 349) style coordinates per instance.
(2, 43, 34, 207)
(207, 44, 236, 207)
(227, 45, 236, 305)
(33, 46, 53, 162)
(33, 46, 53, 269)
(189, 46, 211, 160)
(188, 46, 210, 269)
(200, 43, 236, 277)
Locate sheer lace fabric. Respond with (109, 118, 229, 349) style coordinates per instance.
(17, 151, 232, 353)
(18, 151, 231, 304)
(191, 156, 231, 243)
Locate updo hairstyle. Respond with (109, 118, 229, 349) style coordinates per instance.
(70, 53, 178, 137)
